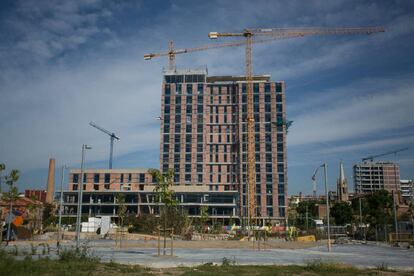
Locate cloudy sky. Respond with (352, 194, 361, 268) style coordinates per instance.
(0, 0, 413, 195)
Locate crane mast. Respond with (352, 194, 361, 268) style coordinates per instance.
(208, 26, 384, 226)
(89, 121, 120, 169)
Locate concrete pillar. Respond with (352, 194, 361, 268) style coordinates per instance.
(46, 158, 55, 203)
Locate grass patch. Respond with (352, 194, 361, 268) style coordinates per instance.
(177, 261, 403, 275)
(0, 248, 410, 275)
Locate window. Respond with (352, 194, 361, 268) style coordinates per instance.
(276, 83, 282, 92)
(198, 174, 203, 182)
(266, 174, 273, 182)
(197, 164, 203, 172)
(266, 195, 273, 206)
(176, 83, 182, 94)
(277, 164, 284, 173)
(266, 164, 272, 173)
(187, 84, 193, 95)
(264, 83, 270, 93)
(185, 174, 191, 182)
(164, 96, 170, 105)
(94, 174, 100, 183)
(165, 84, 171, 95)
(197, 144, 203, 152)
(265, 143, 272, 152)
(253, 83, 259, 93)
(197, 84, 203, 94)
(185, 164, 191, 172)
(278, 184, 284, 194)
(128, 173, 132, 182)
(185, 153, 191, 162)
(139, 173, 145, 183)
(72, 174, 79, 183)
(104, 173, 110, 183)
(120, 174, 124, 183)
(197, 154, 203, 162)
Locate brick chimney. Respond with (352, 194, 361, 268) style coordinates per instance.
(45, 158, 55, 203)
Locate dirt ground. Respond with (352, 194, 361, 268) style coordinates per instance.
(10, 236, 325, 250)
(96, 239, 326, 249)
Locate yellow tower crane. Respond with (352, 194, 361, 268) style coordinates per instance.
(144, 37, 302, 70)
(208, 27, 384, 227)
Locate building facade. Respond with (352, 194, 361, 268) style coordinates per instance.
(63, 168, 237, 219)
(400, 179, 413, 204)
(353, 162, 400, 194)
(160, 69, 287, 221)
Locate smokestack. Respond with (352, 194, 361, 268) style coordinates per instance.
(46, 158, 55, 203)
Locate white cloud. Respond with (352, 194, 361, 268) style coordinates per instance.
(287, 77, 414, 146)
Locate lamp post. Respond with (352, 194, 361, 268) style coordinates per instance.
(57, 165, 67, 250)
(312, 163, 331, 252)
(76, 144, 91, 249)
(323, 163, 331, 252)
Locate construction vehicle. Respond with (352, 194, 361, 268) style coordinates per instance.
(208, 27, 384, 225)
(89, 122, 120, 169)
(362, 147, 408, 162)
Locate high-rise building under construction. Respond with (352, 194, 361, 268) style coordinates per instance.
(160, 69, 287, 221)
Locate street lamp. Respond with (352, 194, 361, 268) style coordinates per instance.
(76, 144, 91, 249)
(312, 163, 331, 252)
(57, 164, 67, 250)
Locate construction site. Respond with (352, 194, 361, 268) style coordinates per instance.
(1, 4, 414, 274)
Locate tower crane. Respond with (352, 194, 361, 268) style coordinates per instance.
(362, 148, 408, 162)
(89, 121, 120, 169)
(144, 37, 304, 70)
(208, 26, 384, 223)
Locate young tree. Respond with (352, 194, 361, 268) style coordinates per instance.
(116, 193, 127, 227)
(116, 193, 127, 248)
(149, 168, 177, 254)
(330, 202, 353, 225)
(3, 169, 20, 242)
(200, 205, 209, 239)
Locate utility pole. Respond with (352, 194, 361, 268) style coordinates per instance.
(76, 145, 91, 249)
(323, 163, 331, 252)
(359, 197, 366, 242)
(57, 165, 67, 251)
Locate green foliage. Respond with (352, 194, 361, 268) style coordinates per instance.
(42, 203, 56, 228)
(200, 205, 209, 224)
(330, 202, 353, 225)
(2, 169, 20, 203)
(128, 213, 158, 234)
(160, 207, 191, 236)
(149, 168, 177, 208)
(116, 193, 127, 227)
(294, 200, 319, 229)
(352, 190, 393, 227)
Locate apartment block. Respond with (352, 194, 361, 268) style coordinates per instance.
(160, 69, 287, 221)
(62, 168, 237, 219)
(400, 179, 413, 204)
(353, 162, 400, 194)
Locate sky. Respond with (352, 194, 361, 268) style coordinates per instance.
(0, 0, 413, 196)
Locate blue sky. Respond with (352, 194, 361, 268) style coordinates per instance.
(0, 0, 413, 196)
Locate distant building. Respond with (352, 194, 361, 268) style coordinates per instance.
(336, 162, 349, 202)
(25, 190, 47, 203)
(400, 179, 413, 204)
(353, 161, 400, 194)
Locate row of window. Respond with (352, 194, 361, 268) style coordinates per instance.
(72, 173, 146, 184)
